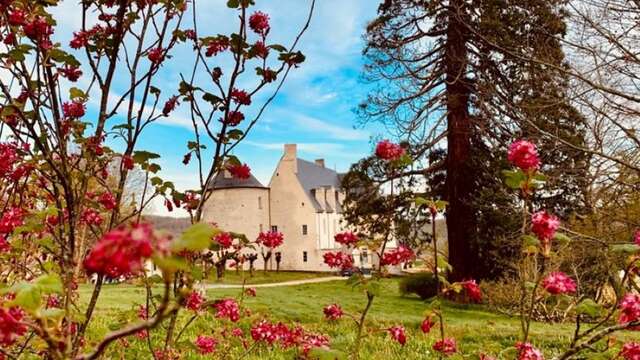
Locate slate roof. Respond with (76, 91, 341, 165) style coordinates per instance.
(296, 159, 344, 213)
(207, 171, 267, 190)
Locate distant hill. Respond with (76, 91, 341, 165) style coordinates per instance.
(143, 215, 191, 238)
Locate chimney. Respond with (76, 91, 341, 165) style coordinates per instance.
(315, 159, 325, 168)
(284, 144, 297, 160)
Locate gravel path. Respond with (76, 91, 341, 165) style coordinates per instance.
(202, 276, 345, 289)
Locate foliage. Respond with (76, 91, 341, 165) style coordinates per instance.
(398, 272, 438, 300)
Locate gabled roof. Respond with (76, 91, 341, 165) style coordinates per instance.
(207, 171, 267, 190)
(296, 159, 344, 212)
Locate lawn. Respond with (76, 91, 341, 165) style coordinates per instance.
(78, 278, 631, 359)
(204, 270, 334, 285)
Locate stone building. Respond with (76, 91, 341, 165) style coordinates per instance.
(202, 144, 373, 272)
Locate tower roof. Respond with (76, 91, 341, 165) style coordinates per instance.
(207, 171, 267, 190)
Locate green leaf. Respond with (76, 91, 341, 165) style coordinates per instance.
(226, 155, 241, 166)
(39, 308, 65, 320)
(35, 274, 63, 294)
(202, 92, 222, 105)
(133, 150, 161, 163)
(308, 348, 348, 360)
(610, 244, 640, 253)
(414, 197, 428, 206)
(576, 298, 602, 317)
(69, 87, 87, 101)
(172, 223, 219, 252)
(12, 284, 41, 311)
(502, 169, 526, 190)
(553, 232, 571, 245)
(153, 255, 189, 274)
(522, 235, 540, 247)
(227, 129, 243, 140)
(150, 86, 161, 96)
(226, 0, 240, 8)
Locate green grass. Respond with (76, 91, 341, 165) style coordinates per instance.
(205, 270, 333, 285)
(77, 279, 632, 359)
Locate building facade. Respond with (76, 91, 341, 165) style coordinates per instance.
(202, 144, 372, 272)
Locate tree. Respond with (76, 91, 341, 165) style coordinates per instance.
(360, 0, 588, 280)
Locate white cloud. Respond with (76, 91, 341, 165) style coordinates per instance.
(291, 114, 370, 141)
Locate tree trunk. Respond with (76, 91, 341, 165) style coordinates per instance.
(444, 0, 477, 281)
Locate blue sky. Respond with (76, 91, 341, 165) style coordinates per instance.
(50, 1, 382, 216)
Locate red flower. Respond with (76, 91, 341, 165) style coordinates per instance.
(46, 295, 60, 309)
(83, 223, 155, 278)
(194, 335, 217, 354)
(0, 236, 10, 252)
(462, 279, 482, 303)
(388, 325, 406, 345)
(230, 88, 251, 105)
(323, 304, 343, 320)
(543, 272, 576, 295)
(253, 40, 269, 58)
(122, 155, 134, 170)
(70, 31, 89, 49)
(257, 230, 284, 249)
(81, 208, 103, 226)
(375, 140, 405, 161)
(262, 68, 277, 83)
(421, 316, 435, 334)
(334, 231, 359, 247)
(205, 37, 229, 57)
(213, 298, 240, 322)
(531, 211, 560, 241)
(381, 245, 414, 266)
(148, 47, 164, 64)
(8, 9, 26, 26)
(162, 96, 179, 116)
(515, 342, 544, 360)
(222, 111, 245, 126)
(322, 251, 354, 270)
(227, 163, 251, 179)
(62, 101, 85, 118)
(215, 232, 233, 248)
(245, 287, 257, 297)
(508, 140, 540, 172)
(249, 11, 270, 35)
(136, 329, 148, 339)
(99, 192, 116, 210)
(621, 342, 640, 360)
(251, 320, 279, 344)
(619, 294, 640, 328)
(60, 65, 82, 82)
(0, 143, 18, 178)
(0, 306, 26, 346)
(137, 305, 148, 320)
(634, 230, 640, 246)
(0, 207, 24, 235)
(433, 337, 457, 356)
(185, 291, 204, 311)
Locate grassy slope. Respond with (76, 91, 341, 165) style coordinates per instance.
(79, 279, 630, 359)
(205, 270, 333, 285)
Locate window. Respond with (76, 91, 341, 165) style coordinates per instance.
(258, 196, 262, 209)
(361, 250, 368, 264)
(303, 251, 308, 262)
(302, 225, 308, 235)
(271, 225, 278, 232)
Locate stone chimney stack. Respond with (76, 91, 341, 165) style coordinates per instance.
(315, 159, 325, 168)
(284, 144, 297, 160)
(283, 144, 298, 174)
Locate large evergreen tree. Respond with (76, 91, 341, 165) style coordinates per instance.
(359, 0, 589, 280)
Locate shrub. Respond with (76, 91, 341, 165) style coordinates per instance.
(399, 272, 438, 299)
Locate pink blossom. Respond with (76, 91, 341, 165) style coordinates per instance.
(249, 11, 270, 35)
(83, 223, 155, 278)
(323, 304, 343, 321)
(213, 298, 240, 322)
(0, 207, 24, 235)
(433, 337, 457, 356)
(421, 316, 435, 334)
(215, 232, 233, 248)
(508, 140, 540, 171)
(516, 342, 544, 360)
(245, 287, 257, 297)
(222, 111, 245, 126)
(381, 245, 414, 266)
(205, 37, 229, 57)
(621, 342, 640, 360)
(543, 272, 577, 295)
(323, 251, 354, 270)
(257, 230, 284, 249)
(148, 47, 164, 64)
(253, 40, 269, 58)
(99, 192, 116, 210)
(185, 291, 205, 311)
(230, 88, 251, 105)
(462, 280, 482, 303)
(531, 211, 560, 241)
(619, 293, 640, 328)
(195, 335, 217, 354)
(0, 306, 26, 346)
(388, 325, 406, 345)
(162, 96, 179, 116)
(59, 65, 82, 82)
(62, 101, 85, 118)
(334, 231, 359, 247)
(227, 163, 251, 179)
(634, 230, 640, 246)
(375, 140, 405, 161)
